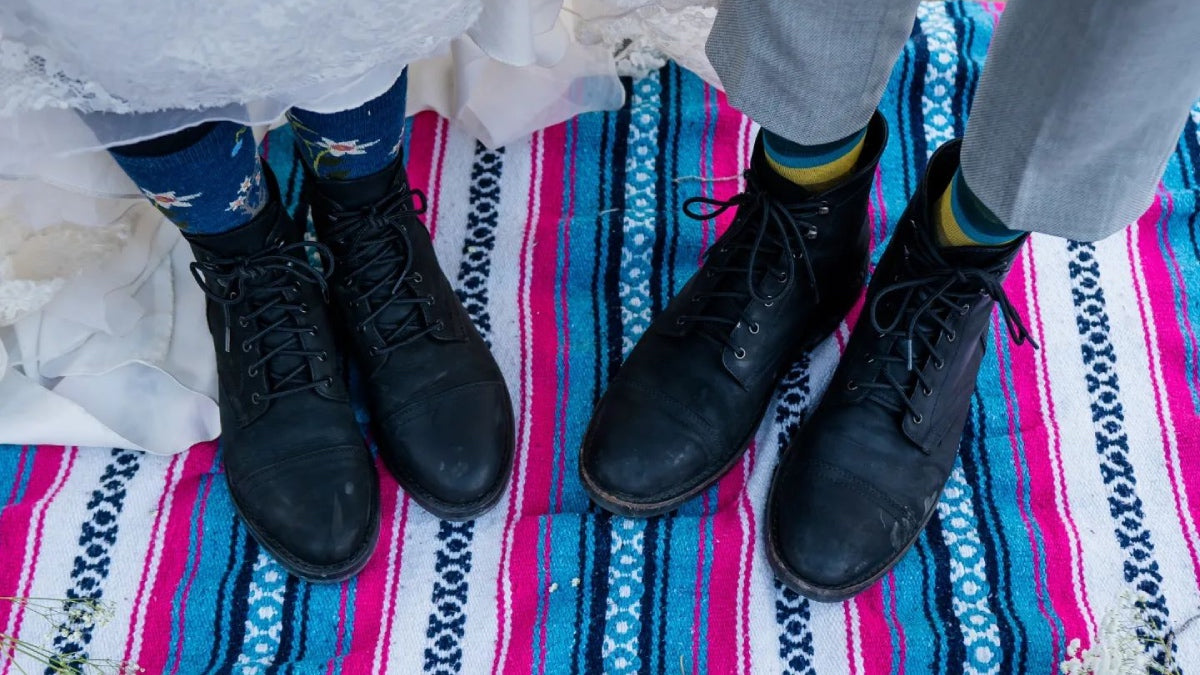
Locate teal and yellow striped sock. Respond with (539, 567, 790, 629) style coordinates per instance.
(935, 170, 1021, 247)
(762, 126, 867, 192)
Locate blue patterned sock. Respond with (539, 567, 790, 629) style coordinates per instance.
(110, 121, 267, 235)
(287, 69, 408, 181)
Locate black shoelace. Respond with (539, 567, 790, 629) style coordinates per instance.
(322, 184, 442, 356)
(190, 242, 335, 402)
(852, 254, 1037, 424)
(677, 173, 829, 355)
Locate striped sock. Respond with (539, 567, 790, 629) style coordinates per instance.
(935, 170, 1021, 247)
(762, 126, 867, 192)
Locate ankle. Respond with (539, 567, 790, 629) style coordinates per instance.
(762, 126, 867, 193)
(934, 170, 1021, 248)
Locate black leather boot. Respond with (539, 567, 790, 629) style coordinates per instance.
(305, 158, 514, 521)
(579, 113, 888, 517)
(185, 168, 379, 582)
(766, 140, 1036, 601)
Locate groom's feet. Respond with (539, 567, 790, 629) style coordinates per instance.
(580, 113, 888, 517)
(766, 140, 1034, 601)
(307, 157, 514, 521)
(186, 167, 379, 582)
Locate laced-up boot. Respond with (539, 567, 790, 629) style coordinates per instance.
(580, 112, 888, 516)
(305, 158, 514, 520)
(186, 167, 378, 581)
(766, 139, 1035, 601)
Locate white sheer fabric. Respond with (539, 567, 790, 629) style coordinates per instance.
(0, 0, 718, 453)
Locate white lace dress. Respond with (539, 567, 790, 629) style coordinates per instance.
(0, 0, 718, 453)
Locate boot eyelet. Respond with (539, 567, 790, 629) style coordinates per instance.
(298, 303, 309, 314)
(776, 272, 788, 282)
(251, 393, 262, 405)
(368, 346, 379, 357)
(817, 205, 830, 215)
(748, 322, 760, 334)
(960, 303, 971, 315)
(676, 318, 686, 326)
(946, 332, 956, 343)
(247, 366, 259, 377)
(411, 273, 423, 283)
(241, 341, 252, 353)
(436, 320, 446, 330)
(322, 378, 333, 387)
(847, 380, 858, 391)
(733, 347, 747, 359)
(867, 356, 876, 364)
(923, 386, 933, 396)
(934, 360, 945, 370)
(317, 351, 328, 362)
(237, 317, 249, 328)
(911, 414, 924, 424)
(426, 296, 436, 307)
(763, 301, 774, 308)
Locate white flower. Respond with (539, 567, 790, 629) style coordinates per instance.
(238, 175, 254, 194)
(140, 189, 201, 209)
(226, 196, 246, 213)
(317, 137, 379, 156)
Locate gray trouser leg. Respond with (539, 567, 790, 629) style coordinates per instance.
(705, 0, 920, 145)
(962, 0, 1200, 241)
(708, 0, 1200, 242)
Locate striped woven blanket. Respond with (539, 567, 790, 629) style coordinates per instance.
(3, 3, 1199, 672)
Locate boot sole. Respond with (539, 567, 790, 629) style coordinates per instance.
(227, 466, 382, 583)
(764, 469, 940, 602)
(579, 267, 866, 519)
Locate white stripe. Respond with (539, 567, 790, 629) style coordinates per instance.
(371, 493, 407, 675)
(1093, 228, 1200, 645)
(1030, 237, 1129, 629)
(429, 120, 479, 275)
(1020, 241, 1097, 640)
(1, 447, 75, 675)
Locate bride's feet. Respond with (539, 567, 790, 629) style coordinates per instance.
(307, 157, 514, 520)
(185, 167, 379, 581)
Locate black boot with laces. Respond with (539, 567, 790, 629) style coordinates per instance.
(305, 157, 514, 521)
(766, 140, 1036, 601)
(580, 113, 887, 516)
(185, 167, 378, 582)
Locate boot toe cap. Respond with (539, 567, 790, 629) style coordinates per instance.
(232, 445, 379, 581)
(581, 385, 718, 513)
(378, 381, 514, 518)
(769, 459, 913, 599)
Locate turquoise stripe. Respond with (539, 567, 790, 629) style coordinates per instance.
(1160, 137, 1200, 414)
(0, 446, 33, 508)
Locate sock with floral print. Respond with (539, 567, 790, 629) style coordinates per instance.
(287, 69, 408, 182)
(110, 121, 267, 235)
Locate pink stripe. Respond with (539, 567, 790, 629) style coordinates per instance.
(0, 445, 36, 629)
(345, 462, 406, 673)
(854, 585, 892, 673)
(705, 457, 749, 673)
(989, 311, 1061, 659)
(406, 113, 447, 239)
(494, 129, 558, 674)
(842, 601, 859, 675)
(1005, 243, 1096, 641)
(168, 450, 222, 675)
(689, 491, 711, 675)
(1128, 191, 1200, 584)
(2, 446, 77, 675)
(121, 452, 183, 663)
(126, 444, 217, 672)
